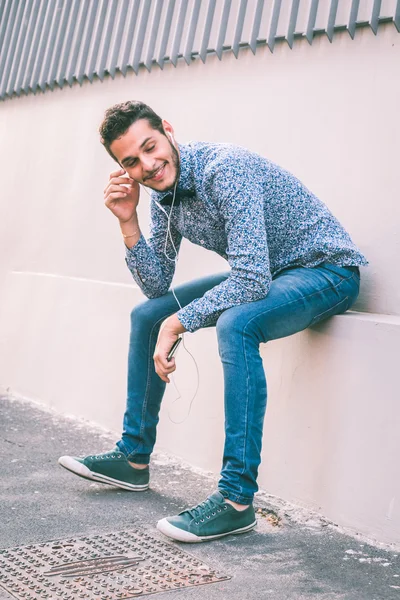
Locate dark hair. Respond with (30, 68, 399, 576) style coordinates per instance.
(99, 100, 164, 161)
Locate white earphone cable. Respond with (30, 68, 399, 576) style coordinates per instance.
(141, 182, 200, 423)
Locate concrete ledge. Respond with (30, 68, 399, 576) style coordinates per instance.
(158, 310, 400, 545)
(259, 311, 400, 545)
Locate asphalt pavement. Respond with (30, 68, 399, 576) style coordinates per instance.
(1, 394, 399, 600)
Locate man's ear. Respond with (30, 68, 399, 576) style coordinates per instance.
(162, 119, 175, 142)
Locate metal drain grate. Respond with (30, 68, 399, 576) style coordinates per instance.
(0, 528, 230, 599)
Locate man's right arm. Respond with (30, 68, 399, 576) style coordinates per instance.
(104, 168, 181, 297)
(104, 167, 142, 248)
(119, 215, 141, 249)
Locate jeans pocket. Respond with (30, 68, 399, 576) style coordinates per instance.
(309, 296, 349, 327)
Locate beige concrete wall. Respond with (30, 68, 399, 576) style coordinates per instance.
(1, 24, 399, 544)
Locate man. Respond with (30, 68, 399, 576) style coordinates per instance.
(59, 101, 367, 543)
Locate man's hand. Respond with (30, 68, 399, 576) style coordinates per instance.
(154, 315, 186, 383)
(104, 168, 140, 223)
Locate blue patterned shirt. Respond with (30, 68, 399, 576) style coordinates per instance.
(125, 142, 368, 332)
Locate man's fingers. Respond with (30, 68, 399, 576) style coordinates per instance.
(155, 364, 172, 383)
(161, 355, 175, 369)
(106, 192, 129, 202)
(104, 178, 133, 194)
(155, 360, 176, 375)
(105, 184, 132, 196)
(154, 353, 175, 371)
(109, 176, 133, 185)
(153, 326, 180, 383)
(154, 354, 176, 383)
(109, 168, 126, 179)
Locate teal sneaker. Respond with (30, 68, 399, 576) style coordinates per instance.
(58, 448, 149, 491)
(157, 490, 257, 542)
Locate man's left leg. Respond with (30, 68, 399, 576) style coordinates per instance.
(157, 263, 360, 542)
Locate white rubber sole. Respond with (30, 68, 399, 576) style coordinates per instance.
(58, 456, 149, 492)
(156, 517, 257, 543)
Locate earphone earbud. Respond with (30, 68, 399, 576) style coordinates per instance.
(167, 132, 175, 145)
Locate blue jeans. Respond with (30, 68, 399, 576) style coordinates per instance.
(117, 263, 360, 505)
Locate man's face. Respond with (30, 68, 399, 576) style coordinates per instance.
(109, 118, 179, 192)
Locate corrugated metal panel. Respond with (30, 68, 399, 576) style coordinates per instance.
(5, 0, 34, 95)
(14, 0, 40, 94)
(170, 0, 188, 66)
(21, 0, 46, 93)
(95, 0, 118, 81)
(0, 1, 13, 57)
(144, 0, 162, 70)
(132, 0, 151, 72)
(75, 0, 99, 84)
(305, 0, 319, 44)
(249, 0, 264, 54)
(38, 0, 64, 91)
(119, 0, 140, 76)
(156, 0, 175, 69)
(47, 0, 72, 89)
(326, 0, 339, 42)
(183, 0, 201, 64)
(232, 0, 248, 57)
(216, 0, 232, 59)
(370, 0, 382, 34)
(267, 0, 282, 52)
(107, 0, 129, 77)
(1, 0, 399, 102)
(199, 0, 217, 62)
(65, 0, 89, 86)
(55, 0, 80, 86)
(0, 0, 23, 97)
(30, 0, 54, 93)
(395, 0, 400, 32)
(348, 0, 360, 39)
(287, 0, 300, 49)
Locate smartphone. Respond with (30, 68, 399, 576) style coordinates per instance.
(167, 337, 182, 362)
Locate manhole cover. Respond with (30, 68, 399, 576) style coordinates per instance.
(0, 529, 230, 599)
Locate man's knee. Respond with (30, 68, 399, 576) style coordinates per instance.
(216, 305, 266, 346)
(216, 306, 246, 341)
(130, 294, 174, 331)
(130, 298, 159, 330)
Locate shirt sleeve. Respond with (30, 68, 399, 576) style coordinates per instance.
(177, 156, 271, 332)
(125, 200, 182, 299)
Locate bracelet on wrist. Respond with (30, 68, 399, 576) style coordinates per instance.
(122, 230, 139, 239)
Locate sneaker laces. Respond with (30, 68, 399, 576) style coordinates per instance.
(185, 494, 228, 524)
(90, 450, 122, 460)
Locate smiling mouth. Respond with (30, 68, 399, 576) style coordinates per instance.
(146, 162, 167, 181)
